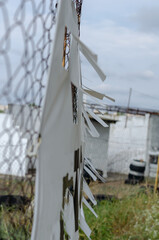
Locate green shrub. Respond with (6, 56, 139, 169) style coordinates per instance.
(81, 187, 159, 240)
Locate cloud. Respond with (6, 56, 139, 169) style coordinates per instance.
(80, 18, 159, 109)
(140, 70, 155, 79)
(81, 20, 159, 80)
(116, 70, 156, 82)
(132, 6, 159, 34)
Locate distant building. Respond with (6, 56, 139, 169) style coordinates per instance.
(85, 112, 159, 178)
(148, 115, 159, 177)
(0, 113, 27, 176)
(0, 105, 8, 112)
(107, 114, 149, 175)
(8, 104, 41, 173)
(107, 114, 159, 177)
(84, 114, 118, 177)
(2, 104, 159, 178)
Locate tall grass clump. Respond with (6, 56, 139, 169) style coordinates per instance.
(80, 186, 159, 240)
(0, 205, 32, 240)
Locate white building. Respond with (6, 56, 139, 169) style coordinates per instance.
(107, 114, 149, 175)
(84, 114, 118, 177)
(1, 104, 159, 178)
(0, 113, 27, 176)
(85, 112, 159, 178)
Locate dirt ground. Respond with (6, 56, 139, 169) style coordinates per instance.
(89, 172, 155, 199)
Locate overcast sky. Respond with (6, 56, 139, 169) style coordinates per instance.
(1, 1, 159, 110)
(80, 0, 159, 110)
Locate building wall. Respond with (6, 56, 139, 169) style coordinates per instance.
(107, 114, 149, 174)
(8, 104, 41, 171)
(149, 115, 159, 151)
(8, 104, 41, 137)
(84, 119, 110, 177)
(0, 113, 27, 176)
(148, 115, 159, 177)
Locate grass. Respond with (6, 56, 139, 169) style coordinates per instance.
(0, 176, 34, 240)
(0, 175, 35, 196)
(0, 205, 32, 240)
(80, 180, 159, 240)
(0, 177, 159, 239)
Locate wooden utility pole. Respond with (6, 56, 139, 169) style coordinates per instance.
(125, 88, 132, 128)
(154, 155, 159, 192)
(62, 27, 67, 68)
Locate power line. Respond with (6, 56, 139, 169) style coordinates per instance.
(132, 89, 159, 101)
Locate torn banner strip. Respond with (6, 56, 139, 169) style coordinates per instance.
(31, 0, 110, 239)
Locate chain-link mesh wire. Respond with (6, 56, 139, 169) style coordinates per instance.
(0, 0, 82, 239)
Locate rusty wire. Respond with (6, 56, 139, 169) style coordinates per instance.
(0, 0, 83, 239)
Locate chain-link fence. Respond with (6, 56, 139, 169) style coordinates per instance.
(0, 1, 82, 239)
